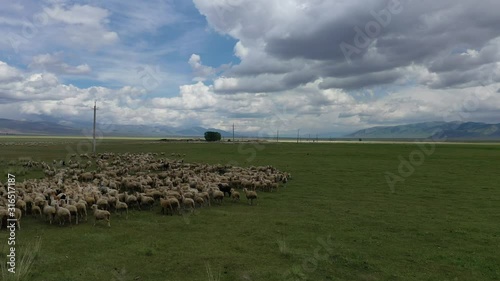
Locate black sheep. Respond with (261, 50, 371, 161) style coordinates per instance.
(217, 183, 232, 197)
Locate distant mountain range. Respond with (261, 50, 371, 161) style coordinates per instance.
(0, 118, 232, 138)
(2, 118, 499, 140)
(346, 121, 500, 139)
(0, 118, 81, 135)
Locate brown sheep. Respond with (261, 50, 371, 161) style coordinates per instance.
(243, 188, 258, 205)
(230, 188, 240, 202)
(160, 197, 180, 216)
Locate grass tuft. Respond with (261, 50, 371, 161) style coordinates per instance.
(277, 235, 291, 256)
(144, 248, 153, 256)
(111, 267, 129, 281)
(1, 237, 42, 281)
(205, 262, 221, 281)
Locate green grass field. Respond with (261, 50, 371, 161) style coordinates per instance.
(0, 137, 499, 281)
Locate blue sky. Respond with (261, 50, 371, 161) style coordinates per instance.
(0, 0, 499, 136)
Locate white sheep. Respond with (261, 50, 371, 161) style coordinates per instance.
(62, 200, 79, 225)
(138, 194, 155, 210)
(210, 188, 224, 205)
(199, 191, 211, 207)
(96, 197, 109, 210)
(54, 204, 72, 226)
(123, 192, 139, 210)
(181, 195, 195, 213)
(15, 199, 27, 215)
(106, 196, 117, 210)
(43, 201, 56, 224)
(115, 200, 128, 219)
(91, 204, 111, 227)
(75, 200, 88, 222)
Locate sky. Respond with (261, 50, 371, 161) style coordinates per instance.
(0, 0, 500, 136)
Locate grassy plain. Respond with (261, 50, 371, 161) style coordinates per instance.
(0, 137, 499, 281)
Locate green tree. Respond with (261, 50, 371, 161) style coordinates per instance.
(204, 131, 222, 142)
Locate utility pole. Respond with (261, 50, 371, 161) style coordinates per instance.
(232, 123, 235, 142)
(297, 129, 300, 143)
(277, 129, 279, 142)
(92, 100, 97, 155)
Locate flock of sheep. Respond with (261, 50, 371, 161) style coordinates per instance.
(0, 152, 290, 229)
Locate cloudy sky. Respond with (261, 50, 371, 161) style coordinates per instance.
(1, 0, 500, 136)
